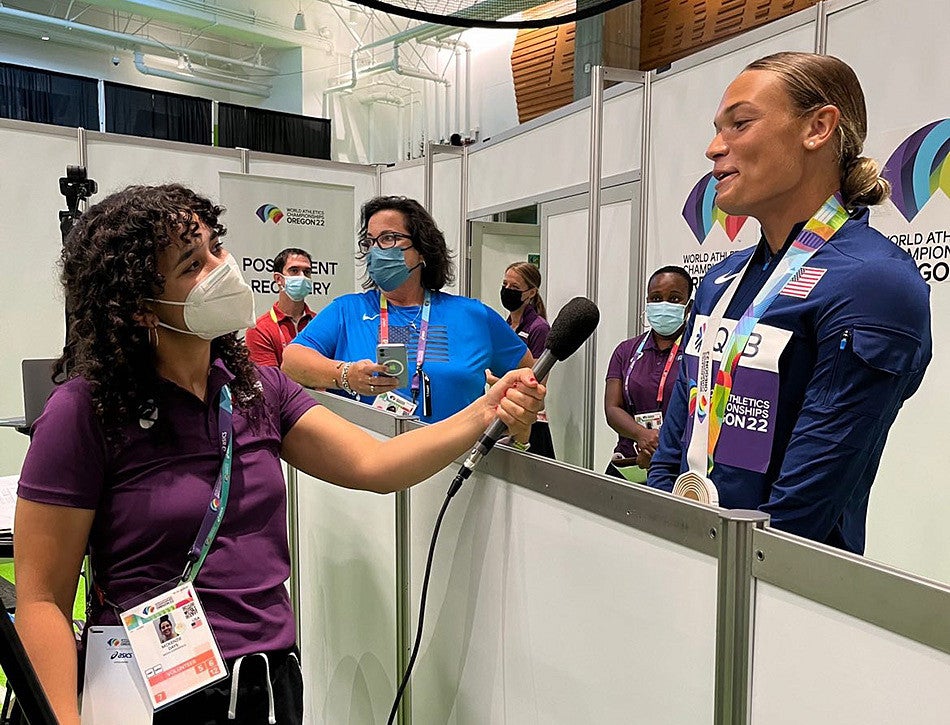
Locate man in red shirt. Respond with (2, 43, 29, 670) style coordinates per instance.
(246, 247, 316, 367)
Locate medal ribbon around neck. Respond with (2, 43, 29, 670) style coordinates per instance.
(695, 193, 849, 474)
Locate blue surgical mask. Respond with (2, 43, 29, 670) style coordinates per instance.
(646, 301, 687, 336)
(367, 246, 419, 292)
(281, 275, 312, 302)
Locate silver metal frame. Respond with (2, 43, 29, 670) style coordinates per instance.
(714, 510, 769, 724)
(467, 170, 641, 222)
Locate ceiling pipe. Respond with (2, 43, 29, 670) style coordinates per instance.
(80, 0, 335, 51)
(133, 51, 271, 97)
(0, 5, 280, 73)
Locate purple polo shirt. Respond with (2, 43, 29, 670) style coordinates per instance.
(509, 304, 550, 358)
(18, 360, 318, 659)
(605, 332, 682, 457)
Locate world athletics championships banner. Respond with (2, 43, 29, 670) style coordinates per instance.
(219, 172, 355, 316)
(877, 118, 950, 286)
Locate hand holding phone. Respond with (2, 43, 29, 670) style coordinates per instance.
(377, 343, 409, 388)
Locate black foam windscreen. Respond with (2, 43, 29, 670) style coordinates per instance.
(545, 297, 600, 361)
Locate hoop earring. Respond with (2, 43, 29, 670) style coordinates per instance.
(148, 326, 159, 349)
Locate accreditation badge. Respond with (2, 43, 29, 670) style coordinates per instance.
(683, 315, 792, 473)
(634, 411, 663, 430)
(372, 390, 417, 416)
(120, 581, 226, 710)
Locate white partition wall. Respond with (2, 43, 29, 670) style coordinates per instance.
(431, 154, 464, 295)
(824, 0, 950, 584)
(85, 133, 243, 197)
(293, 395, 404, 724)
(405, 445, 721, 724)
(540, 198, 591, 466)
(0, 121, 76, 474)
(749, 528, 950, 724)
(752, 583, 950, 724)
(380, 161, 425, 201)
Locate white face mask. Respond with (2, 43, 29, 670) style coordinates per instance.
(149, 254, 256, 340)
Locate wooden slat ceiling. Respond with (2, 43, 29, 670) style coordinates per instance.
(640, 0, 818, 70)
(512, 22, 576, 124)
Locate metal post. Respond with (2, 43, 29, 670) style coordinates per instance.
(714, 509, 769, 725)
(584, 65, 605, 470)
(635, 69, 653, 325)
(286, 465, 302, 648)
(240, 147, 250, 174)
(77, 126, 88, 168)
(459, 145, 470, 296)
(394, 420, 413, 724)
(424, 141, 434, 212)
(814, 0, 828, 54)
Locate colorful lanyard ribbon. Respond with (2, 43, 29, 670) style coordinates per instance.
(622, 332, 681, 410)
(379, 291, 432, 399)
(181, 384, 233, 584)
(687, 193, 850, 475)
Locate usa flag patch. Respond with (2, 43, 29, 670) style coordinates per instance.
(780, 266, 827, 299)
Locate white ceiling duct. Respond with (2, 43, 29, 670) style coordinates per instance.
(133, 52, 271, 97)
(0, 5, 280, 74)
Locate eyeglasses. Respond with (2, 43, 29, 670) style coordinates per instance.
(358, 231, 413, 252)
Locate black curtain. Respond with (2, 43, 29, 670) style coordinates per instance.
(105, 82, 211, 145)
(0, 62, 98, 129)
(219, 103, 330, 160)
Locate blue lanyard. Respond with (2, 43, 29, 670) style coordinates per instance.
(180, 384, 233, 584)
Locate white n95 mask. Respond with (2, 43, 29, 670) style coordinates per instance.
(150, 254, 256, 340)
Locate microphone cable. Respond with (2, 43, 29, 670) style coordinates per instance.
(385, 297, 599, 723)
(386, 474, 462, 724)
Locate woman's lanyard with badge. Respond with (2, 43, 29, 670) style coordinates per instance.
(674, 194, 850, 505)
(623, 331, 681, 416)
(108, 385, 234, 710)
(379, 291, 432, 417)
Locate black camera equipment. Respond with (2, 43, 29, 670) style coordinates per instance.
(58, 165, 98, 242)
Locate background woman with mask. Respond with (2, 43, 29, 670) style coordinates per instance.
(14, 184, 544, 724)
(603, 265, 692, 481)
(283, 196, 533, 424)
(500, 261, 555, 458)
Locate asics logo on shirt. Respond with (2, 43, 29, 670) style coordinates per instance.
(362, 313, 380, 321)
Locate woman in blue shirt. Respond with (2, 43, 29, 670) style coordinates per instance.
(283, 196, 532, 424)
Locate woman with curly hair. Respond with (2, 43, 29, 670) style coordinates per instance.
(14, 184, 545, 724)
(283, 196, 534, 425)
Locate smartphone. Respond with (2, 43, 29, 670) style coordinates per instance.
(377, 343, 409, 388)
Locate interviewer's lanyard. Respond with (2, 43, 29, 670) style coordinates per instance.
(180, 384, 233, 584)
(686, 193, 849, 476)
(623, 332, 681, 410)
(379, 291, 432, 399)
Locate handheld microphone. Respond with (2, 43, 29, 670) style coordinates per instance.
(448, 296, 600, 496)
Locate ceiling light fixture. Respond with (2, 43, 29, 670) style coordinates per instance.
(293, 10, 307, 31)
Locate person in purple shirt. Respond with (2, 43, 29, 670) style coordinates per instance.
(14, 184, 545, 725)
(500, 261, 555, 458)
(604, 265, 692, 480)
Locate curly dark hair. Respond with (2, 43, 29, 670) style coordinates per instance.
(357, 196, 455, 291)
(57, 183, 261, 442)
